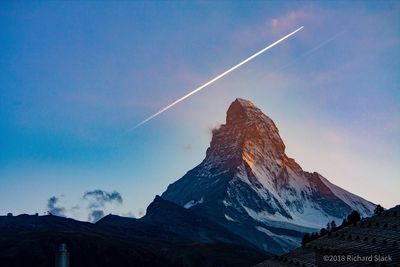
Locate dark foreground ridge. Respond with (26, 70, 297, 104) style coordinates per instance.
(0, 196, 268, 267)
(255, 205, 400, 267)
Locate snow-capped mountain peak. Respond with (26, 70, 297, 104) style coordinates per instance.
(162, 98, 375, 254)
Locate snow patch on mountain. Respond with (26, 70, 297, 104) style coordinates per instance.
(243, 203, 339, 229)
(184, 197, 204, 209)
(222, 200, 232, 207)
(319, 176, 376, 216)
(225, 214, 237, 222)
(256, 226, 300, 252)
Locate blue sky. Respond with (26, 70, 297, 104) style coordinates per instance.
(1, 1, 399, 220)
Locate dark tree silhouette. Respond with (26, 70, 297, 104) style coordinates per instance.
(301, 210, 364, 246)
(347, 210, 361, 225)
(301, 233, 310, 246)
(374, 205, 385, 215)
(330, 220, 337, 230)
(311, 232, 318, 239)
(319, 228, 328, 236)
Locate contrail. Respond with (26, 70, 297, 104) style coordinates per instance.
(131, 26, 304, 130)
(277, 30, 345, 71)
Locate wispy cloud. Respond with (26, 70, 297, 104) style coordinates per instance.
(83, 189, 123, 208)
(47, 196, 66, 217)
(88, 209, 105, 223)
(83, 189, 123, 222)
(270, 11, 309, 33)
(232, 10, 313, 48)
(183, 143, 192, 152)
(45, 190, 125, 222)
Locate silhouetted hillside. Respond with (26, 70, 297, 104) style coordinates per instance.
(0, 214, 169, 267)
(254, 205, 400, 267)
(0, 197, 268, 267)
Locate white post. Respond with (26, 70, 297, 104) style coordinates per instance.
(55, 243, 69, 267)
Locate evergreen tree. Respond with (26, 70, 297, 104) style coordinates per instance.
(347, 210, 361, 225)
(311, 232, 318, 241)
(374, 205, 384, 215)
(330, 220, 337, 230)
(320, 228, 328, 236)
(301, 233, 310, 246)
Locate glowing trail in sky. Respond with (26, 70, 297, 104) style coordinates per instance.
(277, 31, 344, 71)
(131, 26, 304, 130)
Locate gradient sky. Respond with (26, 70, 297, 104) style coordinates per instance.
(1, 1, 399, 221)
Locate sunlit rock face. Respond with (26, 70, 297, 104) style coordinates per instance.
(162, 98, 375, 255)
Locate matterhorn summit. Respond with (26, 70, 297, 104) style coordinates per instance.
(162, 98, 375, 254)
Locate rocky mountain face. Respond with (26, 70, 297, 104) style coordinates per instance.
(139, 195, 256, 247)
(162, 98, 376, 254)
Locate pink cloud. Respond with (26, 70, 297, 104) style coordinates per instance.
(270, 11, 309, 33)
(232, 9, 315, 48)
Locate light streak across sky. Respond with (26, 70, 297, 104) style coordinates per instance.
(130, 26, 304, 130)
(277, 30, 345, 71)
